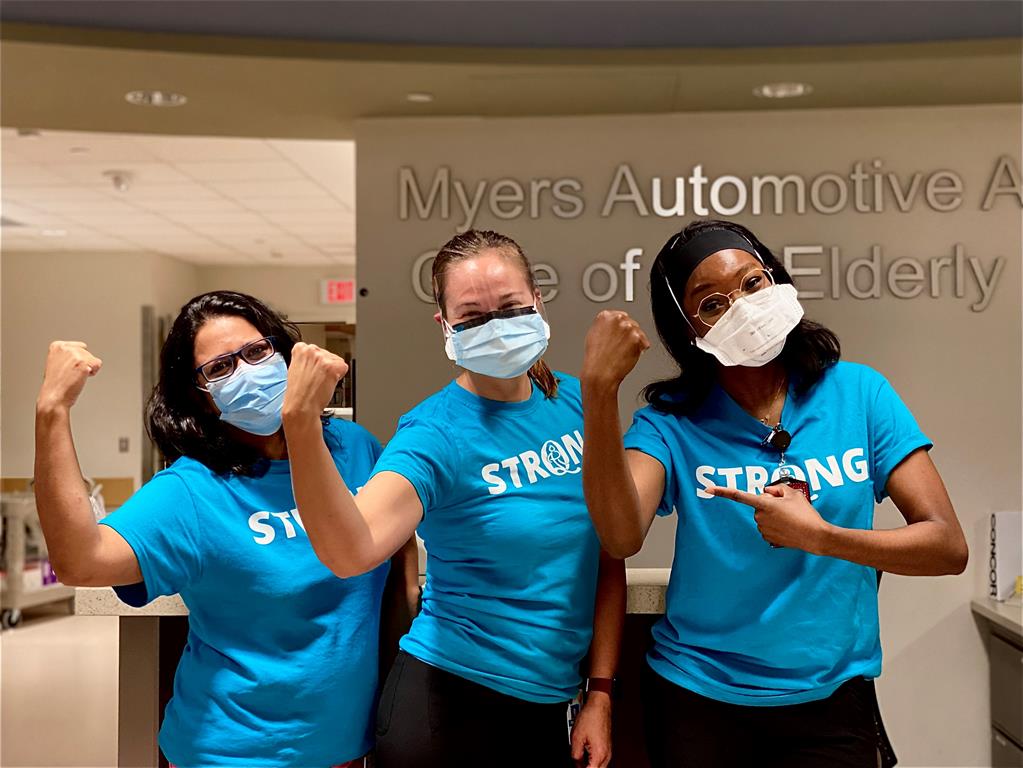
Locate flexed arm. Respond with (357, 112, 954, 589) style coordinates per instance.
(34, 342, 141, 586)
(580, 312, 663, 559)
(282, 343, 423, 578)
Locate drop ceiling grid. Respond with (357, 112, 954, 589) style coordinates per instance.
(1, 129, 356, 265)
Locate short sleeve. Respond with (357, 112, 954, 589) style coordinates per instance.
(99, 470, 204, 606)
(623, 407, 677, 517)
(370, 416, 456, 514)
(323, 419, 384, 491)
(867, 373, 933, 502)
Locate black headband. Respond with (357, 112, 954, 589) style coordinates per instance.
(655, 228, 762, 292)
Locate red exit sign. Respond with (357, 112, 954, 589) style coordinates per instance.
(320, 279, 356, 305)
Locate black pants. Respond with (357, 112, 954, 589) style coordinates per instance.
(375, 651, 574, 768)
(642, 663, 883, 768)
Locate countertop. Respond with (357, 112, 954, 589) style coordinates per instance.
(971, 596, 1023, 641)
(75, 567, 673, 617)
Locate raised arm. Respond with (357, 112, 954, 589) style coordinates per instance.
(34, 342, 141, 586)
(282, 343, 423, 578)
(580, 311, 663, 559)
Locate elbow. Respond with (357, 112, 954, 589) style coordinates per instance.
(946, 539, 969, 576)
(601, 533, 644, 560)
(319, 548, 384, 580)
(50, 559, 94, 587)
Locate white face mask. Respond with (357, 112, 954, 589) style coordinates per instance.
(690, 284, 804, 367)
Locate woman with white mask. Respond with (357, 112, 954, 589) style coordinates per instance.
(282, 230, 626, 768)
(34, 291, 418, 768)
(579, 220, 968, 768)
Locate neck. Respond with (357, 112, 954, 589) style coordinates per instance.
(457, 370, 533, 402)
(717, 361, 787, 421)
(229, 426, 289, 461)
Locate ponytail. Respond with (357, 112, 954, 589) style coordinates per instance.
(528, 358, 559, 399)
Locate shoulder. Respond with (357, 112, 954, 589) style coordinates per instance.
(551, 371, 581, 403)
(324, 417, 382, 453)
(157, 456, 216, 487)
(817, 361, 889, 394)
(629, 401, 682, 433)
(401, 384, 457, 423)
(552, 372, 576, 396)
(386, 386, 461, 451)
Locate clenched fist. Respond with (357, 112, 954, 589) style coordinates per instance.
(281, 342, 349, 423)
(581, 311, 650, 391)
(37, 341, 103, 414)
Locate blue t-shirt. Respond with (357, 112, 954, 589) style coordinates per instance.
(623, 361, 931, 707)
(100, 419, 389, 768)
(371, 374, 601, 704)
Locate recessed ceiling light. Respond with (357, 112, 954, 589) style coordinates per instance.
(406, 92, 434, 104)
(753, 82, 813, 99)
(125, 90, 188, 107)
(41, 229, 67, 237)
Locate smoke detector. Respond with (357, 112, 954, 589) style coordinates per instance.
(103, 170, 134, 193)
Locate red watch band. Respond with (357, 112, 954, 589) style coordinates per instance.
(585, 677, 614, 697)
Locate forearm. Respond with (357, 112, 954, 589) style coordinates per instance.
(819, 519, 968, 576)
(33, 406, 103, 580)
(587, 551, 626, 680)
(283, 415, 382, 577)
(582, 381, 646, 558)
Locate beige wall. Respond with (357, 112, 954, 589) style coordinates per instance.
(0, 256, 354, 487)
(196, 265, 356, 323)
(1, 251, 199, 485)
(355, 105, 1022, 767)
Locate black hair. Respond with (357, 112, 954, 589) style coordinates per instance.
(644, 219, 841, 415)
(146, 291, 302, 476)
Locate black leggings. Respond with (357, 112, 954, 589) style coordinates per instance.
(375, 651, 574, 768)
(642, 663, 884, 768)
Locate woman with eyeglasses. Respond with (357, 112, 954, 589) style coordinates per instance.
(280, 230, 625, 768)
(33, 291, 418, 768)
(579, 219, 968, 768)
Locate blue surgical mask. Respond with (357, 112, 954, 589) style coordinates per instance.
(443, 305, 551, 379)
(205, 353, 288, 436)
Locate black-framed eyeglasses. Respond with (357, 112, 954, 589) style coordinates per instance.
(195, 336, 278, 385)
(450, 305, 537, 333)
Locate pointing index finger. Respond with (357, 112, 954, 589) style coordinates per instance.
(707, 485, 764, 509)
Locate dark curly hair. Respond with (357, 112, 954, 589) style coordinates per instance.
(644, 219, 841, 415)
(146, 291, 302, 476)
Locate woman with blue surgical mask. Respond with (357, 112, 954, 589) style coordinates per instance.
(282, 230, 626, 768)
(579, 219, 968, 768)
(33, 291, 419, 768)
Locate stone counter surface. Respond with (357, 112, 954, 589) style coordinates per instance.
(75, 567, 672, 617)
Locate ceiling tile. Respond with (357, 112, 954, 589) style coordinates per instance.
(174, 161, 307, 182)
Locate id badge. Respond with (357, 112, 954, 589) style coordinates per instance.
(566, 689, 583, 744)
(766, 474, 810, 500)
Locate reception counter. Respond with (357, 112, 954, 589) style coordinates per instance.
(76, 568, 671, 768)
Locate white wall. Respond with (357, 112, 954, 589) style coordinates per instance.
(355, 105, 1022, 767)
(1, 251, 199, 485)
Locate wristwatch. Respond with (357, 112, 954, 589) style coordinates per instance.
(585, 677, 617, 699)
